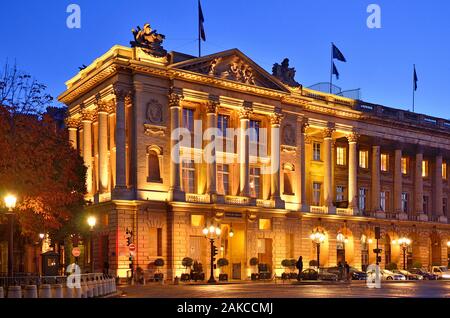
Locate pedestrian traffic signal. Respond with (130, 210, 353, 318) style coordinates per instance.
(212, 245, 218, 257)
(377, 256, 382, 263)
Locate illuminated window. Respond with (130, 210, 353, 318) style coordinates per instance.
(259, 218, 272, 230)
(401, 157, 408, 175)
(249, 166, 261, 199)
(217, 164, 230, 195)
(313, 142, 321, 161)
(336, 147, 346, 166)
(381, 153, 389, 172)
(182, 108, 195, 132)
(442, 163, 447, 179)
(191, 215, 205, 227)
(312, 182, 321, 206)
(336, 186, 345, 202)
(401, 192, 408, 213)
(182, 160, 195, 193)
(359, 188, 368, 212)
(422, 160, 429, 177)
(359, 150, 369, 169)
(217, 114, 229, 137)
(380, 191, 387, 212)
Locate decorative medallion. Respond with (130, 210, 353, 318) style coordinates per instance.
(282, 124, 296, 145)
(146, 99, 163, 124)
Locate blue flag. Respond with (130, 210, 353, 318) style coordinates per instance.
(413, 65, 418, 91)
(332, 62, 339, 80)
(198, 0, 206, 41)
(332, 43, 346, 62)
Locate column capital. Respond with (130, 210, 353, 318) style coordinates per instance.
(96, 99, 113, 114)
(112, 85, 129, 103)
(346, 130, 360, 143)
(65, 117, 80, 129)
(297, 117, 309, 133)
(168, 90, 184, 108)
(206, 100, 219, 114)
(238, 103, 253, 120)
(322, 127, 335, 139)
(81, 109, 95, 122)
(269, 109, 284, 126)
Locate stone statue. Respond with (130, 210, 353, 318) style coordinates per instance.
(272, 58, 301, 87)
(130, 23, 167, 58)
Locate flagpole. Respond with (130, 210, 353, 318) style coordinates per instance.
(330, 43, 333, 94)
(198, 1, 201, 57)
(412, 64, 415, 112)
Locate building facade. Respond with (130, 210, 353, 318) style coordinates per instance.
(59, 29, 450, 279)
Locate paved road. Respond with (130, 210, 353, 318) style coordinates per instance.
(119, 280, 450, 298)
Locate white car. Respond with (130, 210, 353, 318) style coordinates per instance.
(432, 266, 450, 279)
(380, 269, 406, 281)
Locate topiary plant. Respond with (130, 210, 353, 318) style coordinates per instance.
(410, 261, 422, 269)
(281, 259, 291, 268)
(385, 262, 398, 270)
(217, 258, 229, 268)
(249, 257, 259, 266)
(154, 258, 164, 272)
(182, 257, 193, 271)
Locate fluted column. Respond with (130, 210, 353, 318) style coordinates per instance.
(168, 90, 185, 202)
(66, 118, 79, 150)
(239, 103, 253, 197)
(113, 88, 127, 193)
(434, 154, 447, 222)
(206, 99, 218, 202)
(270, 109, 285, 209)
(347, 131, 359, 214)
(296, 117, 308, 211)
(371, 145, 382, 215)
(323, 126, 335, 213)
(414, 150, 424, 216)
(394, 149, 403, 214)
(97, 101, 110, 193)
(82, 109, 94, 195)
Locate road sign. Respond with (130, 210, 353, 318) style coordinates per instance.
(72, 247, 81, 257)
(129, 243, 136, 252)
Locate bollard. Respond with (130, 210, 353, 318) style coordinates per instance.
(98, 279, 105, 296)
(80, 281, 88, 298)
(92, 280, 99, 297)
(0, 286, 4, 298)
(24, 285, 38, 298)
(52, 284, 63, 298)
(86, 281, 94, 298)
(105, 279, 111, 294)
(63, 287, 74, 298)
(73, 287, 82, 298)
(7, 286, 22, 298)
(39, 284, 52, 298)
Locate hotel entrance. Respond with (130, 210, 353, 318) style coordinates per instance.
(220, 222, 246, 280)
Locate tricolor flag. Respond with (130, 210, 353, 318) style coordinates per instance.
(413, 65, 418, 91)
(332, 62, 340, 80)
(198, 0, 206, 41)
(332, 43, 347, 62)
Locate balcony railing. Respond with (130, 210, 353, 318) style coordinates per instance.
(185, 193, 210, 204)
(309, 206, 327, 214)
(336, 208, 353, 216)
(224, 195, 251, 206)
(256, 199, 275, 208)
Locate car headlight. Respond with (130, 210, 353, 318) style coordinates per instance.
(442, 274, 450, 279)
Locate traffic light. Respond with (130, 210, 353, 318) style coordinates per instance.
(127, 236, 132, 246)
(373, 248, 382, 254)
(375, 227, 381, 240)
(212, 244, 218, 263)
(377, 256, 382, 263)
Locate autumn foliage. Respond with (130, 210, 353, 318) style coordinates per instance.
(0, 106, 86, 237)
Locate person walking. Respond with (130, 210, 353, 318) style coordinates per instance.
(338, 262, 344, 281)
(344, 262, 351, 282)
(296, 256, 303, 280)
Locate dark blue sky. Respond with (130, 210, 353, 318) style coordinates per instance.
(1, 1, 449, 118)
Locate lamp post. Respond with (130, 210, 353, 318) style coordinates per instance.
(87, 216, 97, 273)
(336, 232, 348, 264)
(310, 229, 326, 273)
(398, 237, 411, 270)
(37, 233, 45, 275)
(4, 194, 17, 277)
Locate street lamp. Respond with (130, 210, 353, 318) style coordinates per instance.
(310, 229, 326, 273)
(87, 216, 97, 273)
(4, 194, 17, 277)
(398, 237, 411, 270)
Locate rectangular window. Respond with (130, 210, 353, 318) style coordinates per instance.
(380, 191, 386, 212)
(217, 164, 230, 195)
(423, 196, 429, 214)
(157, 228, 163, 257)
(182, 108, 195, 132)
(313, 142, 321, 161)
(249, 120, 260, 143)
(381, 153, 389, 172)
(182, 160, 195, 193)
(312, 182, 321, 206)
(401, 157, 408, 175)
(217, 114, 229, 137)
(443, 198, 448, 216)
(422, 160, 429, 177)
(259, 218, 272, 230)
(249, 166, 261, 199)
(401, 192, 408, 213)
(336, 147, 346, 166)
(336, 186, 345, 202)
(359, 188, 368, 212)
(443, 163, 447, 179)
(359, 150, 369, 169)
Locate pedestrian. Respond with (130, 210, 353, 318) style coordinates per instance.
(338, 262, 344, 281)
(344, 262, 351, 281)
(296, 256, 303, 280)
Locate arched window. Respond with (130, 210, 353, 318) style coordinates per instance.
(147, 146, 162, 183)
(283, 163, 294, 195)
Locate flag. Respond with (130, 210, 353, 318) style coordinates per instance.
(332, 62, 339, 80)
(413, 65, 418, 91)
(332, 43, 346, 62)
(198, 0, 206, 41)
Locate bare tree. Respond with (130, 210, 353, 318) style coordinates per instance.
(0, 62, 53, 115)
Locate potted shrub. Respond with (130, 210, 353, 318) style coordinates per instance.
(288, 259, 298, 279)
(154, 258, 164, 281)
(385, 262, 398, 271)
(411, 261, 422, 269)
(181, 257, 193, 282)
(191, 261, 205, 281)
(249, 257, 259, 280)
(218, 258, 229, 281)
(281, 259, 290, 280)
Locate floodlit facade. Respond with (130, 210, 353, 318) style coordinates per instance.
(60, 31, 450, 279)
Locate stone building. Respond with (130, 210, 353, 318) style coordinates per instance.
(59, 25, 450, 279)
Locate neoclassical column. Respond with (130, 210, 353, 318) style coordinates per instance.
(238, 103, 253, 198)
(296, 117, 308, 211)
(269, 109, 285, 209)
(347, 131, 359, 214)
(371, 144, 382, 215)
(414, 148, 424, 217)
(168, 89, 185, 202)
(65, 117, 79, 150)
(206, 99, 219, 202)
(434, 153, 447, 222)
(323, 126, 335, 213)
(393, 148, 403, 215)
(97, 100, 110, 193)
(113, 88, 128, 193)
(81, 109, 94, 195)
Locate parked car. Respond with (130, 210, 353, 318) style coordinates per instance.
(431, 266, 450, 280)
(393, 269, 423, 280)
(367, 269, 405, 281)
(409, 268, 438, 280)
(318, 269, 338, 281)
(326, 266, 367, 280)
(300, 269, 319, 280)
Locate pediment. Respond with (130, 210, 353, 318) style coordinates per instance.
(170, 49, 290, 92)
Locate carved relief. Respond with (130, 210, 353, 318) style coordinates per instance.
(282, 124, 296, 145)
(146, 99, 164, 124)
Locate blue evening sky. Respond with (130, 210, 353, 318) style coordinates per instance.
(1, 1, 449, 118)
